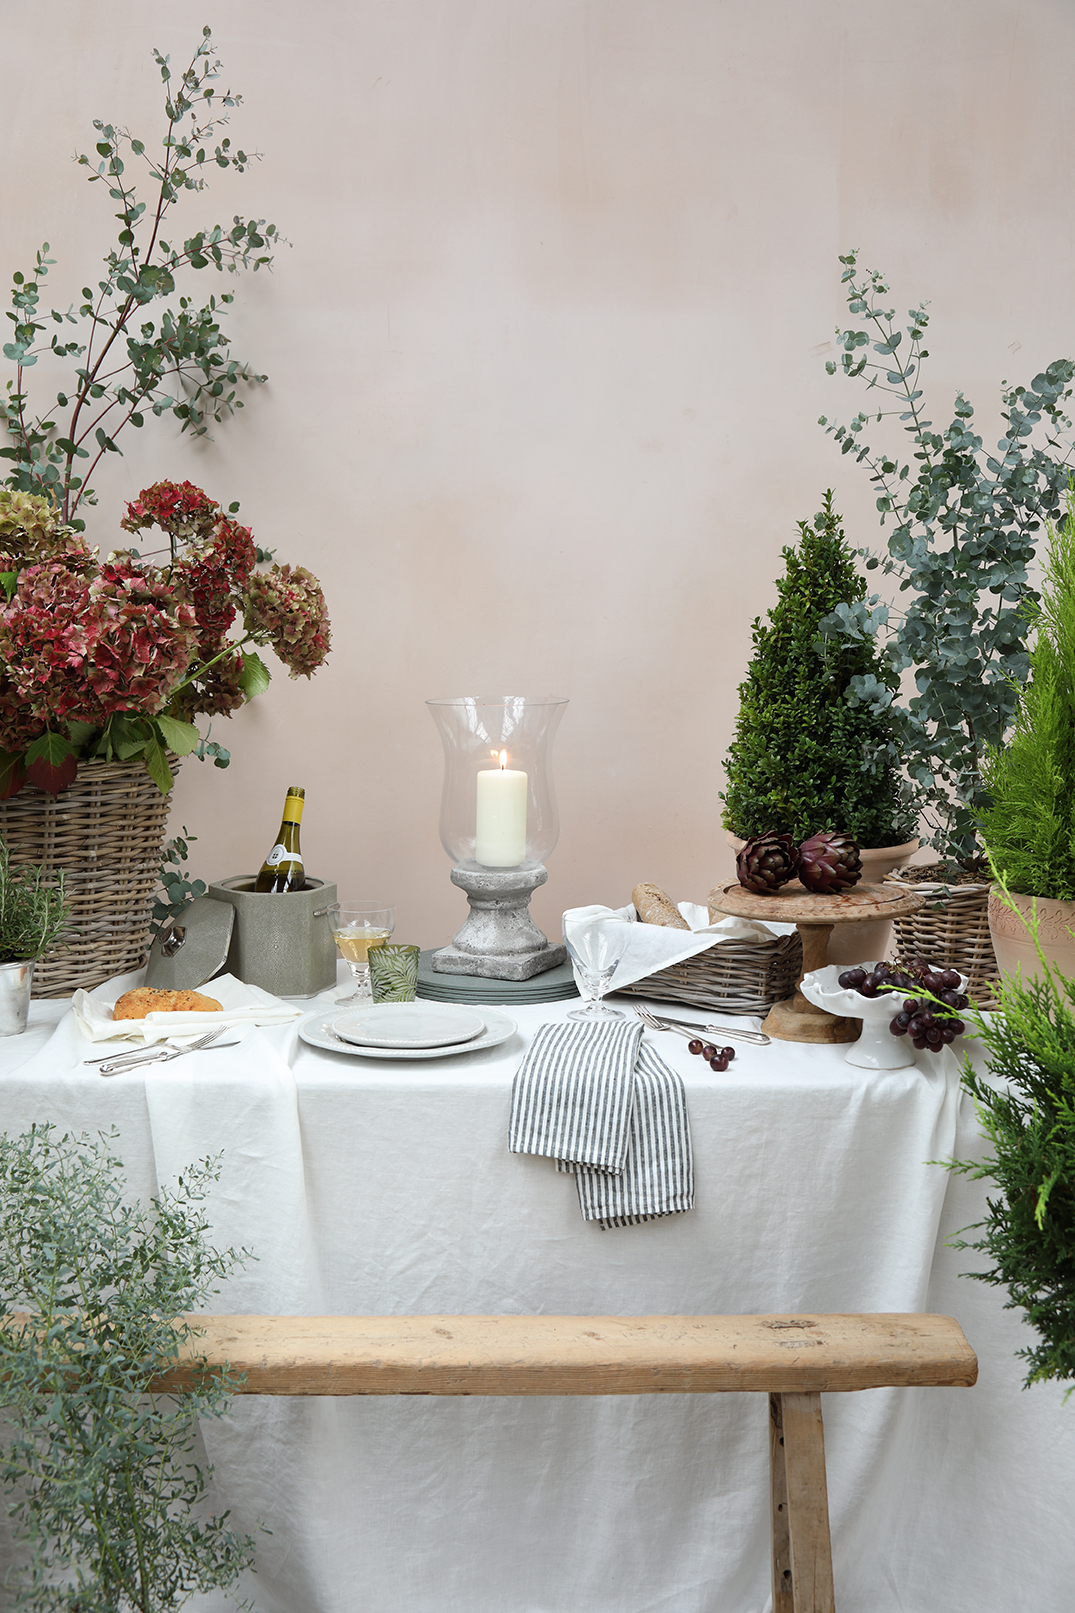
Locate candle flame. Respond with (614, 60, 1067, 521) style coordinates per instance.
(497, 750, 507, 769)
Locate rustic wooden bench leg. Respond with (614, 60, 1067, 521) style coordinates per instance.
(770, 1390, 835, 1613)
(769, 1393, 795, 1612)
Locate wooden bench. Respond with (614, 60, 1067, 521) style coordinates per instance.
(162, 1312, 977, 1613)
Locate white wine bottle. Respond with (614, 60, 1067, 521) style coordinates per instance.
(254, 787, 306, 893)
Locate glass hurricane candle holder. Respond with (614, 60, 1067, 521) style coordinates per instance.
(426, 695, 569, 981)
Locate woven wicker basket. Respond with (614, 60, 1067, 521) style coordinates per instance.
(884, 873, 998, 1009)
(0, 758, 176, 998)
(616, 931, 803, 1016)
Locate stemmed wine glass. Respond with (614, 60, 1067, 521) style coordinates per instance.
(562, 914, 626, 1021)
(329, 903, 396, 1004)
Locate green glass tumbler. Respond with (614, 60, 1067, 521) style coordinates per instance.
(369, 943, 420, 1002)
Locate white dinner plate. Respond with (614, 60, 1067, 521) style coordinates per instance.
(300, 1006, 517, 1061)
(332, 1004, 487, 1049)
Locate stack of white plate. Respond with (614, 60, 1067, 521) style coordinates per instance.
(299, 1001, 518, 1060)
(415, 949, 579, 1005)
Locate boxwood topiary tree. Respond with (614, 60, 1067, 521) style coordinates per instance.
(720, 492, 918, 848)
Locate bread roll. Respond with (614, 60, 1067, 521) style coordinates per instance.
(706, 886, 734, 924)
(631, 883, 689, 930)
(113, 987, 223, 1021)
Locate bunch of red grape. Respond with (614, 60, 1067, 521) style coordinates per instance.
(836, 960, 969, 1054)
(687, 1039, 737, 1072)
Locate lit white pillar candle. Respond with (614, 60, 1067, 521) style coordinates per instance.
(475, 750, 528, 866)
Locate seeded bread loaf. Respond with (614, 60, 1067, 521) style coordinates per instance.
(706, 887, 733, 924)
(631, 883, 690, 930)
(113, 987, 223, 1021)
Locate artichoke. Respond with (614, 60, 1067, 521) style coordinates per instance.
(736, 833, 800, 894)
(797, 831, 862, 894)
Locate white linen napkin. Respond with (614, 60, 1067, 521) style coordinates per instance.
(73, 971, 302, 1046)
(562, 901, 792, 993)
(508, 1019, 694, 1230)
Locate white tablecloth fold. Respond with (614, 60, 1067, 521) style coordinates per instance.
(16, 971, 324, 1316)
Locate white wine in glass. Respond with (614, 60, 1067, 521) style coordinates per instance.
(331, 904, 396, 1003)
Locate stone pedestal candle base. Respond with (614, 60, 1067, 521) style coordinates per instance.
(432, 866, 567, 982)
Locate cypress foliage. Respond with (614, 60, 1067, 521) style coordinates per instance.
(951, 886, 1075, 1387)
(720, 494, 916, 848)
(978, 489, 1075, 901)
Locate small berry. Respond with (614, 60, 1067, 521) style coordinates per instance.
(687, 1039, 703, 1055)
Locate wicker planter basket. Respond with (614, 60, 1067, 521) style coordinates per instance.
(884, 872, 998, 1009)
(616, 932, 803, 1017)
(0, 758, 175, 998)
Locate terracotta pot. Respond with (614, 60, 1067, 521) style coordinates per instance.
(988, 886, 1075, 987)
(723, 833, 919, 968)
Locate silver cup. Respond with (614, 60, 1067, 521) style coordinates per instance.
(0, 960, 33, 1036)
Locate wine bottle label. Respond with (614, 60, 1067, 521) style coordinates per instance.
(264, 843, 295, 867)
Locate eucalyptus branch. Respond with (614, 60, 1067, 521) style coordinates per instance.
(818, 250, 1075, 866)
(1, 27, 280, 526)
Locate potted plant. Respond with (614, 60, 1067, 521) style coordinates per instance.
(721, 492, 919, 963)
(977, 486, 1075, 982)
(819, 252, 1075, 997)
(948, 884, 1075, 1388)
(0, 839, 67, 1034)
(0, 1124, 257, 1609)
(0, 482, 331, 995)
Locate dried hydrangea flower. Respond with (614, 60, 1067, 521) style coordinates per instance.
(0, 559, 197, 729)
(242, 563, 331, 679)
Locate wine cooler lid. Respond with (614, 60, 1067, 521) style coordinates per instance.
(145, 895, 236, 990)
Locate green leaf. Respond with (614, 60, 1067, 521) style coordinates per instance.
(238, 651, 271, 700)
(65, 720, 98, 750)
(24, 731, 78, 793)
(153, 715, 200, 756)
(103, 714, 148, 760)
(142, 733, 174, 795)
(0, 571, 17, 602)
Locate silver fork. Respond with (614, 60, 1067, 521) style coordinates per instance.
(633, 1007, 770, 1046)
(86, 1024, 230, 1075)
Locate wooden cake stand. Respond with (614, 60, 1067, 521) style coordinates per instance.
(709, 882, 926, 1044)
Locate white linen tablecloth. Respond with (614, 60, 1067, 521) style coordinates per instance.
(0, 979, 1070, 1613)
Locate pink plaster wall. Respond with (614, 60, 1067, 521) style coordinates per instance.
(3, 0, 1074, 949)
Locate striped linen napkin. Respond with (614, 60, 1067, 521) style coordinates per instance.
(508, 1020, 694, 1229)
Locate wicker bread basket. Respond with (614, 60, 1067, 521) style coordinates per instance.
(0, 758, 176, 997)
(884, 871, 998, 1009)
(616, 930, 803, 1016)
